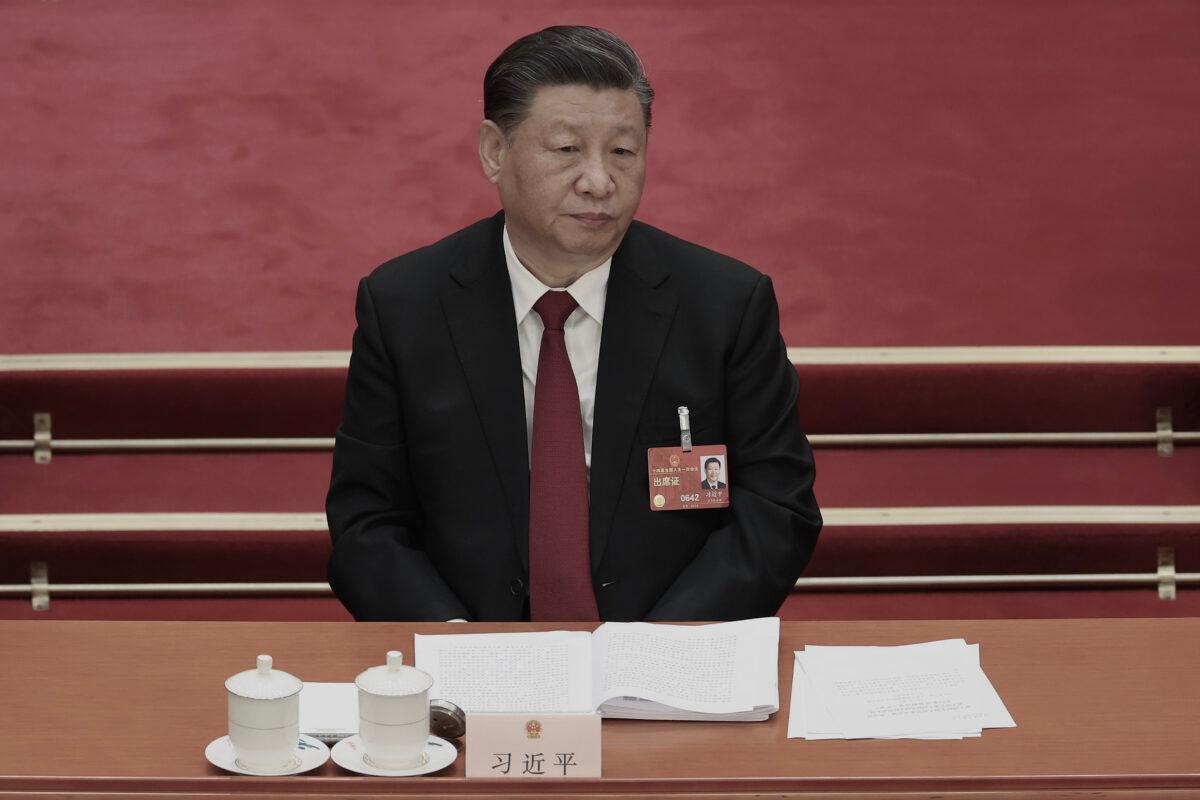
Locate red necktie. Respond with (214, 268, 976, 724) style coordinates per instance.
(528, 291, 599, 621)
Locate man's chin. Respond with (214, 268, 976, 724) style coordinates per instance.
(558, 228, 626, 260)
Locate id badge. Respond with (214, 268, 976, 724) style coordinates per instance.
(647, 444, 730, 511)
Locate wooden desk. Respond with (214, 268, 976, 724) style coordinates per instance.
(1, 618, 1197, 798)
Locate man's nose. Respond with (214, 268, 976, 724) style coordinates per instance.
(575, 155, 615, 198)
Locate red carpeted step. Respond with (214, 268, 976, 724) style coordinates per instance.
(0, 452, 330, 513)
(816, 446, 1200, 507)
(798, 363, 1200, 433)
(804, 522, 1196, 578)
(809, 447, 1200, 576)
(0, 369, 344, 439)
(0, 529, 328, 584)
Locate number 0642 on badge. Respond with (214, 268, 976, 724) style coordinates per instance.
(647, 445, 730, 511)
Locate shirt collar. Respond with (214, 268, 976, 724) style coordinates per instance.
(503, 225, 609, 326)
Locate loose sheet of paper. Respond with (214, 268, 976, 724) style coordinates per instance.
(788, 639, 1015, 739)
(414, 631, 593, 713)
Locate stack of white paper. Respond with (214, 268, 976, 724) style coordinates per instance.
(788, 639, 1015, 739)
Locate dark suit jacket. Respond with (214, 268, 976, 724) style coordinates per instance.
(701, 481, 727, 490)
(326, 212, 821, 622)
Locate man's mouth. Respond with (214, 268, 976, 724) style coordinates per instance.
(571, 213, 613, 226)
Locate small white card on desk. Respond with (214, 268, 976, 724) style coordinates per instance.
(299, 682, 358, 742)
(465, 712, 601, 778)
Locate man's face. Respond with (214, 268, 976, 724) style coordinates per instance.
(490, 84, 646, 269)
(706, 461, 721, 484)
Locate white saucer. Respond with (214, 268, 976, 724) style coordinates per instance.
(331, 734, 457, 776)
(205, 734, 329, 776)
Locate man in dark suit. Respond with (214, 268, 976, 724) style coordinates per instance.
(326, 26, 820, 622)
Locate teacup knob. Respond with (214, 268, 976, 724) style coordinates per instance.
(387, 650, 403, 671)
(257, 654, 273, 676)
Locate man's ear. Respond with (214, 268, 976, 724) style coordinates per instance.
(479, 120, 506, 184)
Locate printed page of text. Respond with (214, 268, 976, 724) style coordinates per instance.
(414, 631, 593, 713)
(590, 617, 779, 714)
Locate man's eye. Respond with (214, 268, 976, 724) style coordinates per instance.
(613, 147, 636, 156)
(557, 145, 579, 153)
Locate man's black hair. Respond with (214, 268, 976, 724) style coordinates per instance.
(484, 25, 654, 136)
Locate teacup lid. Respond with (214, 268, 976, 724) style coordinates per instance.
(224, 654, 302, 700)
(355, 650, 434, 696)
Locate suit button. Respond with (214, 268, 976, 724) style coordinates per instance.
(509, 579, 525, 596)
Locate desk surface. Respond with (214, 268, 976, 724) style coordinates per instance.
(1, 618, 1197, 798)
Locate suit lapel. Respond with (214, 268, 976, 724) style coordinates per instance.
(442, 215, 531, 571)
(589, 225, 677, 572)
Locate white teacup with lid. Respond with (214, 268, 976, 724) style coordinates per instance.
(355, 650, 434, 769)
(225, 655, 303, 773)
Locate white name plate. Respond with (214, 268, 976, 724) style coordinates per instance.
(465, 712, 601, 778)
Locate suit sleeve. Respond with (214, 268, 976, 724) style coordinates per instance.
(325, 278, 471, 621)
(646, 274, 821, 620)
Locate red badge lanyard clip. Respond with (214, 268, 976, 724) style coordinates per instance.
(677, 406, 692, 453)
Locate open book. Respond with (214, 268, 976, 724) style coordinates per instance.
(413, 617, 780, 722)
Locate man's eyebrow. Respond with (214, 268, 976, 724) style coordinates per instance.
(546, 120, 643, 136)
(610, 124, 642, 136)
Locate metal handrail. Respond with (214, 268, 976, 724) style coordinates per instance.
(0, 572, 1194, 598)
(3, 346, 1200, 371)
(1, 430, 1197, 454)
(794, 573, 1198, 590)
(0, 437, 335, 452)
(0, 581, 331, 596)
(4, 506, 1199, 532)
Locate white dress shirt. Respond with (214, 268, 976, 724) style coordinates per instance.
(503, 225, 609, 471)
